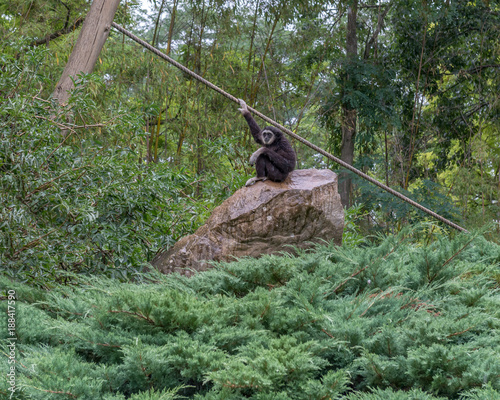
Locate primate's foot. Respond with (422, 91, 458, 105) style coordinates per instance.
(245, 177, 267, 187)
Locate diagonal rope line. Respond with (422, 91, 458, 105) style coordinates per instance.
(111, 22, 468, 233)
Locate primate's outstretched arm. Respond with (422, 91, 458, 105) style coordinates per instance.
(238, 99, 262, 145)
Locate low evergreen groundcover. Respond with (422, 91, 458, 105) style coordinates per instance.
(1, 230, 499, 399)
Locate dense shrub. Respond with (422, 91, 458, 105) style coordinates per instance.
(0, 47, 245, 286)
(1, 230, 499, 399)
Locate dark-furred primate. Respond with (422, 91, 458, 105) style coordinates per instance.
(238, 99, 296, 187)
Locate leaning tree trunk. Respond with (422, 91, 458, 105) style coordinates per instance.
(339, 0, 358, 208)
(53, 0, 121, 104)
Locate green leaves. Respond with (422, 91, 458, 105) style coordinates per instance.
(0, 52, 223, 286)
(208, 337, 330, 395)
(1, 230, 499, 398)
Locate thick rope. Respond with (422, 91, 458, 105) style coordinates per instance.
(111, 22, 468, 234)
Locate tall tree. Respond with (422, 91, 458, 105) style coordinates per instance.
(339, 0, 358, 207)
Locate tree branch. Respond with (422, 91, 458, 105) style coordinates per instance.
(30, 17, 85, 46)
(363, 4, 392, 59)
(359, 3, 390, 8)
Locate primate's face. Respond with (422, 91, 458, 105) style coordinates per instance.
(262, 129, 275, 145)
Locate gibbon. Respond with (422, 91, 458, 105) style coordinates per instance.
(238, 99, 296, 187)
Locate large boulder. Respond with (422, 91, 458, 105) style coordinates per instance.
(152, 169, 344, 275)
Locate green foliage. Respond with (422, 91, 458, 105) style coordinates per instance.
(0, 48, 239, 286)
(343, 203, 366, 247)
(0, 0, 89, 39)
(4, 0, 499, 240)
(1, 231, 499, 399)
(352, 173, 463, 233)
(322, 58, 399, 149)
(385, 0, 500, 228)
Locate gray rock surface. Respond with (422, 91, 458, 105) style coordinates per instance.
(152, 169, 344, 275)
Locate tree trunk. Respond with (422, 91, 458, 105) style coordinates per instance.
(249, 11, 281, 106)
(166, 0, 178, 55)
(152, 0, 166, 47)
(53, 0, 121, 104)
(339, 1, 358, 208)
(245, 0, 260, 96)
(363, 4, 391, 60)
